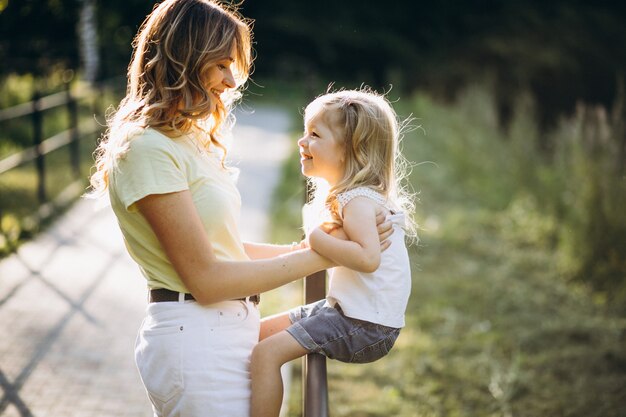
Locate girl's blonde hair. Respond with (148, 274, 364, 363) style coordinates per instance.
(305, 88, 417, 240)
(90, 0, 252, 195)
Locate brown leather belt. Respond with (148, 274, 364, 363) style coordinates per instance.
(149, 288, 259, 304)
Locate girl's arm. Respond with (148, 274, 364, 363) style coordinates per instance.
(308, 197, 382, 273)
(243, 207, 391, 260)
(243, 241, 305, 260)
(136, 190, 333, 305)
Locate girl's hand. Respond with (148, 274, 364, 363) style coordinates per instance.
(318, 221, 341, 234)
(329, 226, 349, 240)
(307, 221, 342, 250)
(291, 239, 308, 251)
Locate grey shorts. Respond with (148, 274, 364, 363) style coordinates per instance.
(285, 299, 401, 364)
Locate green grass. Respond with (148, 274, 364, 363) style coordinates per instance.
(321, 213, 625, 417)
(261, 84, 626, 416)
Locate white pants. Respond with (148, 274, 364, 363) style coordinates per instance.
(135, 299, 260, 417)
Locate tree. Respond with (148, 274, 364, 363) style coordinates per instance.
(79, 0, 99, 84)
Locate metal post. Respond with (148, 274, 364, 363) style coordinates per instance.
(303, 271, 329, 417)
(302, 176, 330, 417)
(32, 90, 46, 204)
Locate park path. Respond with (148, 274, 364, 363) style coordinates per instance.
(0, 107, 294, 417)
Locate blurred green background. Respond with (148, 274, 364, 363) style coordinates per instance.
(1, 0, 625, 415)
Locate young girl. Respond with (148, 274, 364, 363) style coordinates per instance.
(250, 88, 416, 417)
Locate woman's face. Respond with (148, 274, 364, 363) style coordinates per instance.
(204, 45, 237, 113)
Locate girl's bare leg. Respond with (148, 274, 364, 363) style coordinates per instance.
(259, 311, 292, 341)
(250, 331, 308, 417)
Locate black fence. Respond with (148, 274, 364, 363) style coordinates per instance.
(0, 80, 118, 226)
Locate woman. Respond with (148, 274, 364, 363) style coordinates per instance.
(89, 1, 391, 416)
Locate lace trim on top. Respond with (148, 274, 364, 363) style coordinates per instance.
(336, 187, 387, 213)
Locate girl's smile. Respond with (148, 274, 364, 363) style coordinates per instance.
(297, 112, 345, 185)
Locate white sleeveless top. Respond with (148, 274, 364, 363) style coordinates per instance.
(326, 187, 411, 328)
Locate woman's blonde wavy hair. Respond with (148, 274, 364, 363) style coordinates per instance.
(90, 0, 252, 195)
(305, 88, 417, 240)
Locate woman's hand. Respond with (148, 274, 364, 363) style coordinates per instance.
(375, 208, 393, 251)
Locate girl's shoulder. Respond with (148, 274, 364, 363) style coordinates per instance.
(336, 187, 386, 211)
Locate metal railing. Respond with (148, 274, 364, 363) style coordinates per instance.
(302, 178, 330, 417)
(303, 270, 330, 417)
(0, 81, 110, 225)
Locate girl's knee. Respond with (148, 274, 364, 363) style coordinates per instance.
(252, 331, 303, 370)
(260, 311, 292, 341)
(251, 339, 278, 369)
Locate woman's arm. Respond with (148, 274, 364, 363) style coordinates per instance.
(136, 190, 332, 305)
(308, 197, 382, 273)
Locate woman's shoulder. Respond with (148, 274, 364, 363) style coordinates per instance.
(121, 128, 195, 164)
(126, 127, 176, 150)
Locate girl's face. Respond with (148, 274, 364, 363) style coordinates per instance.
(298, 109, 346, 185)
(203, 47, 237, 112)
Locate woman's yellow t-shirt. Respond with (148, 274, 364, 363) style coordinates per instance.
(108, 128, 249, 293)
